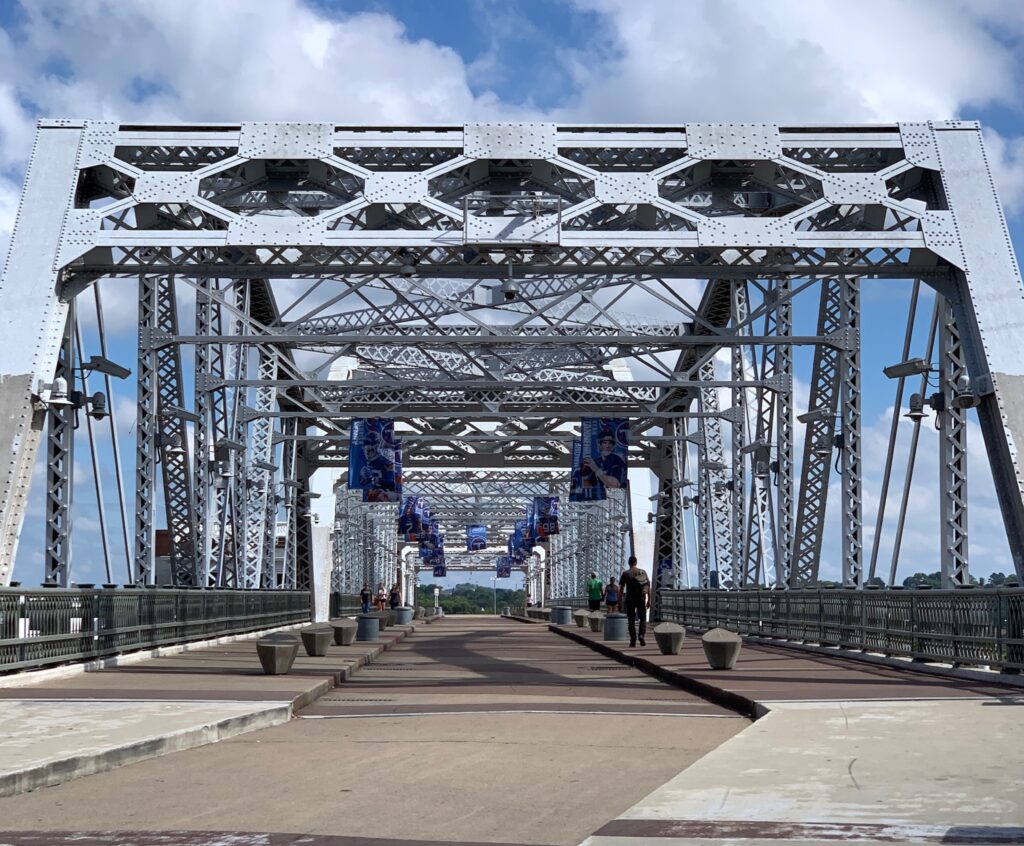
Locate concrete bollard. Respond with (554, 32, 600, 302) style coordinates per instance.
(300, 625, 334, 657)
(653, 622, 685, 655)
(386, 609, 397, 627)
(550, 606, 573, 625)
(603, 612, 629, 642)
(502, 606, 511, 616)
(414, 606, 423, 619)
(356, 614, 381, 642)
(587, 610, 605, 633)
(572, 609, 590, 628)
(331, 618, 358, 646)
(373, 611, 389, 630)
(256, 633, 300, 675)
(395, 607, 414, 625)
(701, 627, 742, 669)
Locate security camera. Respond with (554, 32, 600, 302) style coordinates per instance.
(399, 263, 417, 277)
(500, 278, 519, 301)
(88, 391, 108, 420)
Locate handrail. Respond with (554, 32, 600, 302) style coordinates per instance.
(658, 587, 1024, 672)
(0, 587, 311, 674)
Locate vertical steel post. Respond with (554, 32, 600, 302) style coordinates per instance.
(840, 276, 863, 588)
(44, 305, 76, 586)
(939, 296, 969, 587)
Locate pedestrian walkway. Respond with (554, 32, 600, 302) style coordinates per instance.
(0, 617, 746, 846)
(548, 622, 1024, 845)
(0, 617, 428, 797)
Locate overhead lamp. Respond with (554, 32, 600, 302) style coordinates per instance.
(87, 391, 108, 420)
(883, 358, 931, 379)
(158, 432, 185, 456)
(81, 355, 131, 380)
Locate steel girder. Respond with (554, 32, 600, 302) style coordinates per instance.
(44, 309, 75, 586)
(3, 120, 1024, 592)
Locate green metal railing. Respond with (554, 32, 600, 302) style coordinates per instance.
(658, 588, 1024, 672)
(0, 587, 311, 674)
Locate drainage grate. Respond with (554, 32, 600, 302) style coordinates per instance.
(331, 698, 395, 703)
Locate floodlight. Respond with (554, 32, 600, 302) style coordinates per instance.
(87, 391, 108, 420)
(81, 355, 131, 380)
(883, 357, 931, 379)
(797, 408, 834, 424)
(905, 393, 927, 422)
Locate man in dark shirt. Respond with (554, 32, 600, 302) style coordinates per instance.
(618, 556, 650, 647)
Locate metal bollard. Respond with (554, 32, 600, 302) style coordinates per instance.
(603, 612, 629, 642)
(550, 606, 573, 625)
(356, 614, 380, 642)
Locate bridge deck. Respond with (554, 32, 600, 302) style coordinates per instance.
(0, 617, 1020, 846)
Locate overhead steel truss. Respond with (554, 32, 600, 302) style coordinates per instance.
(2, 120, 1024, 602)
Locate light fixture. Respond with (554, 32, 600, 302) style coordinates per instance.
(797, 408, 835, 424)
(87, 391, 108, 420)
(44, 376, 73, 406)
(883, 358, 931, 379)
(905, 393, 928, 422)
(80, 355, 131, 380)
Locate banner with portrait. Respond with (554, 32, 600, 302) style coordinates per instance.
(496, 556, 512, 579)
(572, 418, 630, 501)
(349, 418, 399, 502)
(429, 552, 447, 579)
(569, 437, 584, 503)
(364, 439, 403, 503)
(420, 519, 443, 559)
(466, 524, 487, 552)
(534, 496, 559, 538)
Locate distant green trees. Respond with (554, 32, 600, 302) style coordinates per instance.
(415, 582, 526, 615)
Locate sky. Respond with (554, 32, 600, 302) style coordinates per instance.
(3, 0, 1024, 587)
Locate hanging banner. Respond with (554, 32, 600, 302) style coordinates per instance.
(569, 437, 584, 503)
(420, 519, 442, 558)
(349, 418, 399, 501)
(575, 418, 630, 501)
(430, 552, 447, 578)
(496, 556, 512, 578)
(364, 439, 402, 503)
(398, 494, 424, 539)
(466, 524, 487, 551)
(534, 496, 560, 538)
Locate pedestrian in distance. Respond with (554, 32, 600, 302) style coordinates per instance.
(388, 582, 402, 609)
(619, 556, 650, 647)
(586, 570, 604, 611)
(360, 582, 372, 614)
(604, 577, 619, 613)
(375, 581, 387, 612)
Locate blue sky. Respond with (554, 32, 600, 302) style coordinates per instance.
(3, 0, 1024, 586)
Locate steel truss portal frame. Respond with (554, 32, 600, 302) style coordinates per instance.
(1, 121, 1024, 597)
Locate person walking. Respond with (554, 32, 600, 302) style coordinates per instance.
(604, 577, 619, 613)
(375, 581, 387, 612)
(586, 571, 604, 611)
(618, 556, 650, 647)
(388, 582, 402, 610)
(359, 583, 372, 614)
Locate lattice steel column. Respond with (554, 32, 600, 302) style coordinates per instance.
(939, 296, 969, 588)
(44, 306, 75, 586)
(730, 283, 750, 581)
(153, 276, 198, 586)
(840, 276, 863, 588)
(242, 348, 277, 589)
(775, 279, 795, 587)
(697, 359, 733, 586)
(791, 279, 844, 587)
(280, 418, 299, 590)
(134, 276, 159, 586)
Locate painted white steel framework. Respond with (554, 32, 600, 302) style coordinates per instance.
(1, 121, 1023, 598)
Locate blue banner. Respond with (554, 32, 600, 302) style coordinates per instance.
(569, 437, 584, 503)
(573, 418, 630, 501)
(364, 439, 403, 503)
(430, 553, 447, 579)
(398, 495, 426, 539)
(349, 418, 399, 502)
(420, 519, 443, 558)
(496, 556, 512, 578)
(534, 496, 559, 537)
(467, 524, 487, 551)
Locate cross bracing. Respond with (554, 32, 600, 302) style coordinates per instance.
(2, 120, 1024, 602)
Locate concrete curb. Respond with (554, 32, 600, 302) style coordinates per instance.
(0, 617, 426, 798)
(549, 624, 763, 720)
(502, 614, 544, 624)
(0, 701, 292, 798)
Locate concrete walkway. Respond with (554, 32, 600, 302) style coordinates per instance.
(0, 616, 746, 846)
(0, 616, 432, 797)
(549, 623, 1024, 845)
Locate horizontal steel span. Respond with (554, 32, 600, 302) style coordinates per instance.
(0, 120, 1021, 618)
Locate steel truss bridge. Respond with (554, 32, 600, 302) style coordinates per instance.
(1, 120, 1023, 616)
